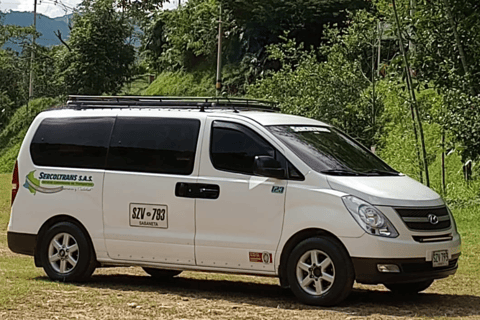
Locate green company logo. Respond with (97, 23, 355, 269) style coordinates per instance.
(24, 171, 95, 195)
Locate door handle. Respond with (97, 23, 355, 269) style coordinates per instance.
(175, 183, 220, 199)
(199, 186, 220, 199)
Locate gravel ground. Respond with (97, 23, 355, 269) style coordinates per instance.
(1, 265, 479, 320)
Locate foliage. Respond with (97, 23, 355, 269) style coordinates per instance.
(142, 0, 371, 94)
(26, 45, 67, 99)
(374, 0, 480, 161)
(0, 24, 36, 48)
(248, 15, 381, 147)
(376, 82, 480, 201)
(0, 18, 37, 125)
(143, 70, 216, 96)
(443, 90, 480, 162)
(143, 0, 229, 71)
(220, 0, 370, 57)
(58, 0, 136, 95)
(0, 97, 60, 173)
(0, 50, 27, 125)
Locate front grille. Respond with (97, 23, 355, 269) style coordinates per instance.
(402, 259, 458, 273)
(395, 206, 451, 231)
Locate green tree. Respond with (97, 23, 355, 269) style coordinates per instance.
(143, 0, 232, 71)
(142, 0, 371, 94)
(0, 14, 37, 126)
(374, 0, 480, 162)
(248, 33, 377, 147)
(59, 0, 136, 95)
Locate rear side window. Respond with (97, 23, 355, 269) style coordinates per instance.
(106, 117, 201, 175)
(30, 117, 115, 169)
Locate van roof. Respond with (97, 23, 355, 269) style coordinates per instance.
(42, 96, 331, 128)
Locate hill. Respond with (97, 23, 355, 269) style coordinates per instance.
(2, 11, 72, 51)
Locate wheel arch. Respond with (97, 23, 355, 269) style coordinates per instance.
(278, 228, 352, 288)
(34, 215, 97, 267)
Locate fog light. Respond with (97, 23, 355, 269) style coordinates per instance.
(377, 264, 400, 273)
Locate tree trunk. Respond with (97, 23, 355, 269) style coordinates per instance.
(392, 0, 430, 186)
(441, 0, 477, 96)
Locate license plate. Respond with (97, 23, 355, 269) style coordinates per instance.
(129, 203, 168, 228)
(432, 250, 449, 267)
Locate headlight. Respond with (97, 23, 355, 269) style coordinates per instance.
(342, 195, 399, 238)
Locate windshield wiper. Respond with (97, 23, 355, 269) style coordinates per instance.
(321, 169, 365, 176)
(362, 169, 399, 176)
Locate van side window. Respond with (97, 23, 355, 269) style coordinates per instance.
(30, 117, 115, 169)
(210, 121, 275, 175)
(106, 117, 200, 175)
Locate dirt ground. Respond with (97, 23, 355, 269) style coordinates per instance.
(1, 264, 479, 320)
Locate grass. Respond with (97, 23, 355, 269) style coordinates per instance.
(143, 70, 216, 97)
(0, 174, 10, 247)
(0, 98, 60, 174)
(119, 74, 153, 96)
(1, 173, 480, 319)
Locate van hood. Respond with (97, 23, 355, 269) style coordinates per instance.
(326, 175, 444, 207)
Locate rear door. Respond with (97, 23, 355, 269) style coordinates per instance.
(102, 116, 203, 266)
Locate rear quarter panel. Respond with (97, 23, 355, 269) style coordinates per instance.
(9, 111, 115, 259)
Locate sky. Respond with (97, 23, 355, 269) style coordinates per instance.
(0, 0, 180, 18)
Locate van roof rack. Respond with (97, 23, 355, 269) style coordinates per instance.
(67, 96, 279, 112)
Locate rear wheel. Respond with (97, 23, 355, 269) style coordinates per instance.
(142, 267, 182, 279)
(39, 222, 96, 282)
(384, 280, 434, 294)
(287, 237, 354, 306)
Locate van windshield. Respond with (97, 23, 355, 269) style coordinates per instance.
(267, 125, 399, 176)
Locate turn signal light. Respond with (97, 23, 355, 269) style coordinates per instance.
(11, 160, 19, 206)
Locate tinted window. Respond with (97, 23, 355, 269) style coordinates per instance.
(106, 117, 200, 175)
(31, 117, 115, 169)
(211, 121, 275, 175)
(268, 125, 398, 176)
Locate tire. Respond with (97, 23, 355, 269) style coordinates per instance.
(39, 222, 96, 282)
(287, 237, 354, 306)
(385, 280, 434, 294)
(142, 267, 182, 279)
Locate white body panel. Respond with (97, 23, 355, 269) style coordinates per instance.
(102, 171, 197, 265)
(326, 175, 444, 207)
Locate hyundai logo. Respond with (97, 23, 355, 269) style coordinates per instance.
(428, 214, 439, 225)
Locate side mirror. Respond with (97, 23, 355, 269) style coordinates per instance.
(253, 156, 286, 179)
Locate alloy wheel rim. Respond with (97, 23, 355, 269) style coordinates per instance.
(48, 233, 79, 274)
(296, 249, 335, 296)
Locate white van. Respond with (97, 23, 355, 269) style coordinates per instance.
(8, 96, 461, 306)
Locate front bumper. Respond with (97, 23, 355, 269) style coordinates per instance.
(352, 253, 460, 285)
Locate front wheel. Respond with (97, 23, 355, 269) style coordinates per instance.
(287, 237, 354, 306)
(39, 222, 96, 282)
(384, 280, 434, 294)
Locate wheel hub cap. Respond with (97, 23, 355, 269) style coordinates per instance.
(48, 233, 79, 274)
(296, 249, 335, 296)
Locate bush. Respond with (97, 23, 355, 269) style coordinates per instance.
(376, 82, 480, 204)
(0, 97, 61, 173)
